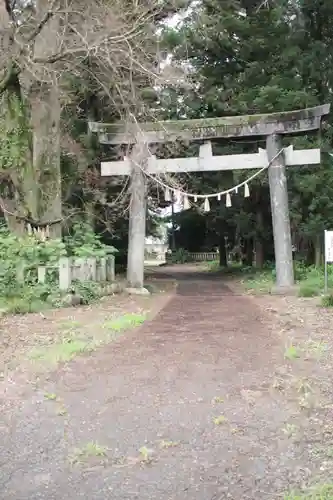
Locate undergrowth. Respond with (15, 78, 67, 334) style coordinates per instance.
(203, 259, 333, 299)
(235, 261, 333, 298)
(284, 483, 333, 499)
(0, 222, 117, 315)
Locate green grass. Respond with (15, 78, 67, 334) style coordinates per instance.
(204, 261, 275, 291)
(285, 483, 333, 499)
(44, 392, 57, 400)
(70, 441, 108, 465)
(242, 269, 274, 293)
(159, 440, 180, 449)
(232, 261, 333, 297)
(284, 344, 301, 360)
(202, 260, 333, 297)
(138, 446, 155, 463)
(27, 312, 146, 369)
(0, 279, 117, 316)
(298, 283, 320, 297)
(212, 396, 224, 404)
(205, 260, 224, 272)
(282, 423, 298, 438)
(102, 312, 146, 332)
(29, 338, 92, 366)
(213, 415, 228, 425)
(0, 296, 49, 314)
(321, 294, 333, 307)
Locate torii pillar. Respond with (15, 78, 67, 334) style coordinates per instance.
(266, 134, 293, 290)
(127, 142, 148, 289)
(89, 104, 330, 291)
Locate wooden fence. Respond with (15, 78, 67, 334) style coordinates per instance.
(17, 255, 115, 291)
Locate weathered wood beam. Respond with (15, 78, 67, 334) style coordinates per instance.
(89, 104, 330, 144)
(100, 145, 320, 177)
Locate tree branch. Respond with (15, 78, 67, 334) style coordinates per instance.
(27, 8, 55, 43)
(4, 0, 15, 22)
(31, 46, 86, 65)
(15, 214, 63, 227)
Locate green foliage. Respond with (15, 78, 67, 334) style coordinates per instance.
(167, 248, 190, 263)
(321, 294, 333, 307)
(159, 0, 333, 265)
(242, 266, 275, 293)
(284, 344, 301, 360)
(71, 280, 101, 304)
(295, 263, 333, 296)
(0, 221, 118, 315)
(64, 222, 117, 258)
(298, 284, 319, 298)
(237, 261, 333, 296)
(284, 483, 333, 499)
(0, 226, 66, 294)
(28, 312, 147, 369)
(102, 313, 146, 331)
(0, 91, 31, 173)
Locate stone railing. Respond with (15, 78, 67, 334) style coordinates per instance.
(17, 256, 115, 291)
(165, 251, 219, 264)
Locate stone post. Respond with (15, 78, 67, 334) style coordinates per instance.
(127, 143, 147, 289)
(59, 257, 71, 291)
(266, 134, 294, 289)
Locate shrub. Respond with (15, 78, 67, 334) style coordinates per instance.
(298, 284, 320, 297)
(0, 222, 118, 315)
(321, 294, 333, 307)
(64, 222, 117, 258)
(169, 248, 190, 263)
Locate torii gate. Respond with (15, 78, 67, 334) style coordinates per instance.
(89, 104, 330, 291)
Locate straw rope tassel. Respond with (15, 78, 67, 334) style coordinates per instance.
(226, 192, 232, 207)
(244, 183, 250, 198)
(204, 197, 210, 212)
(183, 195, 191, 210)
(164, 187, 171, 202)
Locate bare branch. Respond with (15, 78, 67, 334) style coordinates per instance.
(0, 0, 188, 230)
(26, 1, 58, 43)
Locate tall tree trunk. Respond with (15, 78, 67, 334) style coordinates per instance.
(314, 234, 323, 267)
(0, 1, 25, 233)
(29, 4, 62, 237)
(242, 238, 254, 266)
(306, 240, 314, 266)
(218, 234, 227, 267)
(30, 82, 61, 237)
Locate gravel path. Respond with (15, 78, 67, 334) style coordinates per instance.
(0, 268, 317, 499)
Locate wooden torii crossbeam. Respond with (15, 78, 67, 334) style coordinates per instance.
(90, 104, 330, 291)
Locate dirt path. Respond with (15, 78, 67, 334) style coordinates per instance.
(1, 267, 332, 499)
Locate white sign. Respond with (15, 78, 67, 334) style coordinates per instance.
(325, 230, 333, 262)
